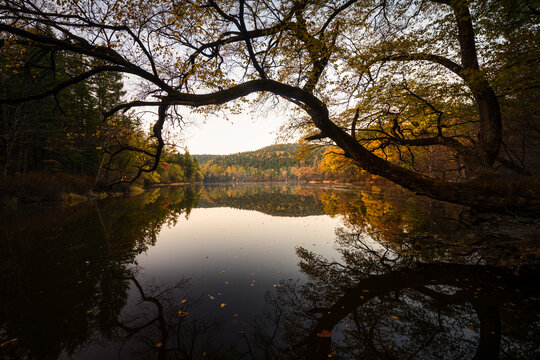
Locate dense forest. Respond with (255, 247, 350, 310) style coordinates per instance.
(0, 40, 202, 203)
(196, 144, 370, 183)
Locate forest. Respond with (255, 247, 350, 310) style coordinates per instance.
(0, 43, 202, 203)
(0, 0, 539, 214)
(197, 144, 369, 183)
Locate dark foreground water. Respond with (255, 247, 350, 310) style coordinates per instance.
(0, 183, 539, 359)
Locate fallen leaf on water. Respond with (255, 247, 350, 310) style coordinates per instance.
(317, 330, 332, 338)
(221, 303, 226, 308)
(0, 338, 18, 347)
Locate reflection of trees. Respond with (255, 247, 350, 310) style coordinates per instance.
(250, 227, 539, 360)
(198, 184, 325, 217)
(107, 276, 239, 360)
(0, 186, 200, 359)
(1, 184, 538, 359)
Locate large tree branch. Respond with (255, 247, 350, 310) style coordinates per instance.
(379, 53, 466, 80)
(0, 23, 174, 92)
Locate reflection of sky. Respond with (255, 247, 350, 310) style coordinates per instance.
(134, 208, 344, 332)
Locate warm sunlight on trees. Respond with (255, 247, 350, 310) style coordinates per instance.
(0, 0, 539, 213)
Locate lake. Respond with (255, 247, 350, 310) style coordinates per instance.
(0, 183, 538, 359)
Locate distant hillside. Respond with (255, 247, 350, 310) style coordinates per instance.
(196, 143, 320, 167)
(193, 143, 365, 183)
(192, 154, 220, 164)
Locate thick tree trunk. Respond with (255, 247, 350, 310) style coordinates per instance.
(315, 112, 540, 215)
(451, 0, 502, 175)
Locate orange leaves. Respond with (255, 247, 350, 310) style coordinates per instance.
(317, 330, 332, 338)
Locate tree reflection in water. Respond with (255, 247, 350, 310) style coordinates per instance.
(251, 225, 539, 359)
(0, 184, 538, 359)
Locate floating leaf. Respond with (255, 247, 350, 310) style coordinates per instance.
(0, 338, 18, 348)
(317, 330, 332, 338)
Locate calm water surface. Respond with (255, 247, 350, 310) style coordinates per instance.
(1, 184, 539, 359)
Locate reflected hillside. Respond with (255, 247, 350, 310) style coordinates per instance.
(197, 184, 326, 216)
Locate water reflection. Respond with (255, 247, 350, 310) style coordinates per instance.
(255, 232, 539, 359)
(0, 184, 538, 359)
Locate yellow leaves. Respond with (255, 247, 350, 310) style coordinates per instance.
(389, 316, 399, 319)
(181, 299, 187, 304)
(220, 303, 226, 308)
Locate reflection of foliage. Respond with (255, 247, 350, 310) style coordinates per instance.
(0, 186, 201, 359)
(250, 227, 539, 360)
(1, 184, 538, 359)
(198, 184, 325, 217)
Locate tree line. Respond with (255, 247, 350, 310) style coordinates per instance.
(0, 37, 202, 202)
(197, 143, 371, 183)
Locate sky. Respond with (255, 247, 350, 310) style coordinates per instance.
(180, 110, 287, 155)
(125, 76, 297, 156)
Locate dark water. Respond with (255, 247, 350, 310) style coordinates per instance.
(0, 183, 538, 359)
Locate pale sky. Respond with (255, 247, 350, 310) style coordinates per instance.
(125, 76, 297, 155)
(181, 111, 287, 155)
